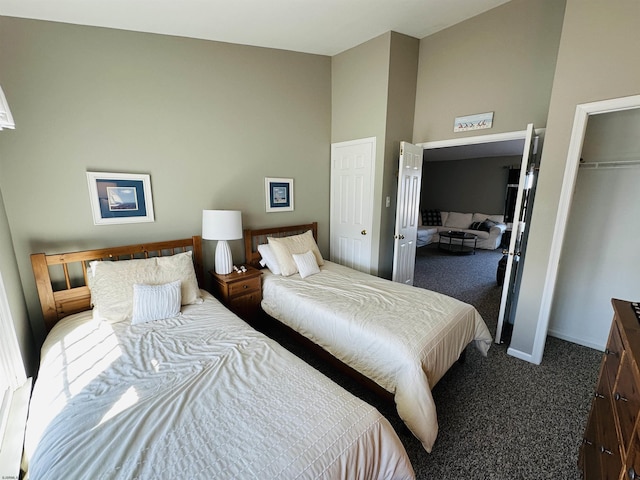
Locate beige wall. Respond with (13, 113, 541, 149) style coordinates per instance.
(331, 32, 391, 274)
(413, 0, 566, 142)
(511, 0, 640, 360)
(331, 32, 418, 278)
(379, 33, 419, 278)
(0, 17, 331, 347)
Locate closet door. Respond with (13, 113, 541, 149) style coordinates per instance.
(330, 137, 375, 273)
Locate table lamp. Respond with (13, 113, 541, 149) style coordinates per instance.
(202, 210, 243, 274)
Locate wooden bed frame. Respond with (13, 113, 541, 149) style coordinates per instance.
(243, 222, 318, 270)
(243, 222, 395, 403)
(31, 236, 204, 332)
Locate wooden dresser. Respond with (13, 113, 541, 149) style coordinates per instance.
(580, 298, 640, 480)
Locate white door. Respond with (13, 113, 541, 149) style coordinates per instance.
(495, 123, 536, 344)
(330, 137, 375, 273)
(392, 142, 423, 284)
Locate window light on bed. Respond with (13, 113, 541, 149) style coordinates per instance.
(202, 210, 243, 275)
(0, 86, 15, 131)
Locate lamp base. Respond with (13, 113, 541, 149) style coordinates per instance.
(214, 240, 233, 275)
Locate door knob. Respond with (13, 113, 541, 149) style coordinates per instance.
(361, 230, 367, 235)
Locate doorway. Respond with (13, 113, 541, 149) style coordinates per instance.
(416, 128, 542, 343)
(549, 108, 640, 349)
(531, 94, 640, 364)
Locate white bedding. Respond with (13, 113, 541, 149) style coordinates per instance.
(23, 291, 414, 479)
(261, 261, 493, 453)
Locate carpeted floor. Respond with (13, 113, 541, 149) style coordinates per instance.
(257, 245, 602, 479)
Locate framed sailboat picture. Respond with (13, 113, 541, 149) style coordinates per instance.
(86, 172, 155, 225)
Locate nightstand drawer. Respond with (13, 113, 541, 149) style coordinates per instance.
(228, 276, 261, 297)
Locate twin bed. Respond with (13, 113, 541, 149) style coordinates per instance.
(24, 236, 414, 479)
(24, 223, 492, 478)
(244, 223, 493, 454)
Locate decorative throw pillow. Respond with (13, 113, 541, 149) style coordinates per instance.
(424, 209, 442, 226)
(292, 250, 320, 279)
(479, 220, 497, 232)
(131, 280, 182, 325)
(267, 230, 324, 277)
(470, 221, 484, 231)
(257, 244, 282, 275)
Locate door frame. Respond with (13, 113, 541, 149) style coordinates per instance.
(530, 94, 640, 365)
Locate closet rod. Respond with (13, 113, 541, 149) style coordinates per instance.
(579, 159, 640, 170)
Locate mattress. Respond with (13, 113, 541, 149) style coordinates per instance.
(23, 291, 414, 479)
(261, 261, 493, 453)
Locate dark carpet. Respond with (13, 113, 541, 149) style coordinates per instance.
(257, 244, 602, 479)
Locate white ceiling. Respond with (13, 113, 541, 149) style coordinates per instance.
(0, 0, 511, 56)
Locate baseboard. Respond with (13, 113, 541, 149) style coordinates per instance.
(547, 329, 604, 352)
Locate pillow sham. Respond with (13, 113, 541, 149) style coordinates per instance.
(257, 244, 282, 275)
(89, 251, 201, 323)
(292, 250, 320, 279)
(131, 280, 181, 325)
(89, 256, 159, 322)
(267, 230, 324, 277)
(155, 251, 201, 305)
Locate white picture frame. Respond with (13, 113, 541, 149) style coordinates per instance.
(265, 177, 294, 212)
(86, 171, 155, 225)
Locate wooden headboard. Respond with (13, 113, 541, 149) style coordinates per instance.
(31, 236, 204, 332)
(243, 222, 318, 269)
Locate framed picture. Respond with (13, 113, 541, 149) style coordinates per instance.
(265, 177, 294, 212)
(86, 172, 155, 225)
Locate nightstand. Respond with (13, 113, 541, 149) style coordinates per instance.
(209, 265, 262, 320)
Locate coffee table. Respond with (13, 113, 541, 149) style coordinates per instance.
(438, 231, 478, 254)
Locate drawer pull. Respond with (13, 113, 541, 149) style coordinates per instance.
(583, 438, 593, 446)
(594, 392, 605, 399)
(629, 467, 638, 480)
(243, 285, 248, 289)
(614, 392, 628, 402)
(605, 348, 617, 356)
(600, 446, 613, 455)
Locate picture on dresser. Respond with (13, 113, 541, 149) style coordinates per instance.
(86, 171, 155, 225)
(265, 177, 294, 212)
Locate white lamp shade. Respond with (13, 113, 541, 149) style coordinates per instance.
(202, 210, 243, 275)
(202, 210, 243, 241)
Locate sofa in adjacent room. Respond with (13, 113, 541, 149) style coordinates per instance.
(418, 210, 507, 250)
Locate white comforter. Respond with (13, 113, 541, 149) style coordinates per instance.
(24, 291, 414, 480)
(261, 261, 493, 453)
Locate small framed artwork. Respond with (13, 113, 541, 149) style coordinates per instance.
(265, 177, 294, 212)
(86, 172, 155, 225)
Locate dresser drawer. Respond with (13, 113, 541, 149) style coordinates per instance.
(614, 355, 640, 450)
(594, 390, 623, 479)
(604, 321, 623, 387)
(228, 276, 261, 297)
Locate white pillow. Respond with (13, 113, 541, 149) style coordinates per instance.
(444, 212, 473, 229)
(89, 256, 160, 322)
(267, 230, 324, 277)
(89, 251, 201, 323)
(155, 251, 201, 305)
(292, 250, 320, 279)
(131, 280, 182, 325)
(257, 244, 282, 275)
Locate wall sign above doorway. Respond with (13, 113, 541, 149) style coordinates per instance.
(454, 112, 494, 132)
